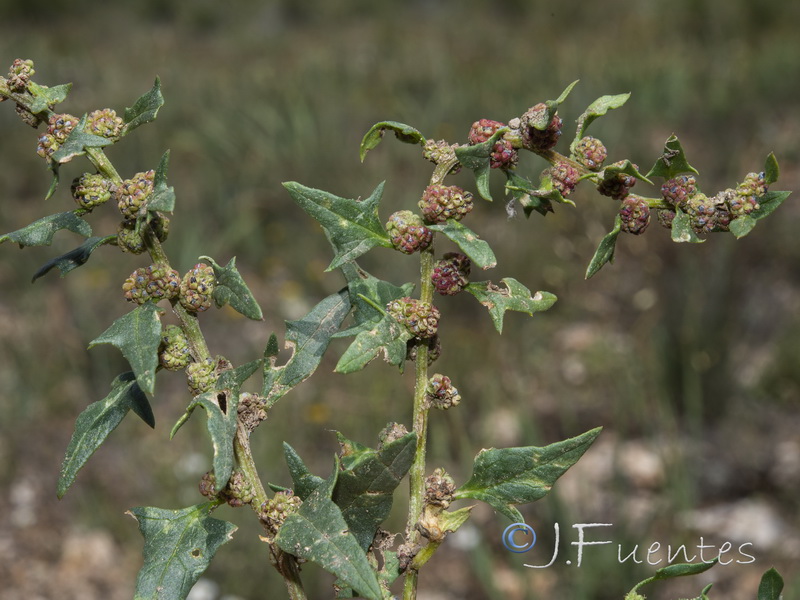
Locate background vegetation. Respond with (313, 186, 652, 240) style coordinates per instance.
(0, 1, 797, 598)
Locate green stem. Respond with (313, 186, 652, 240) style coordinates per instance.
(86, 147, 122, 184)
(403, 244, 435, 600)
(235, 422, 268, 509)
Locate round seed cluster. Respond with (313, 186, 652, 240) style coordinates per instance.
(619, 194, 651, 235)
(519, 103, 562, 152)
(116, 213, 170, 254)
(159, 324, 191, 371)
(387, 297, 440, 339)
(260, 490, 302, 535)
(71, 173, 113, 211)
(7, 58, 35, 91)
(597, 161, 638, 200)
(122, 264, 180, 305)
(36, 114, 79, 160)
(431, 252, 470, 296)
(117, 170, 155, 220)
(545, 161, 581, 197)
(186, 357, 218, 396)
(661, 175, 697, 208)
(179, 263, 216, 313)
(85, 108, 124, 139)
(424, 467, 456, 508)
(574, 136, 607, 169)
(426, 373, 461, 409)
(418, 184, 474, 223)
(386, 210, 433, 254)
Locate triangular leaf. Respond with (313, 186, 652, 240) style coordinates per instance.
(428, 220, 497, 270)
(464, 278, 556, 334)
(0, 211, 91, 247)
(187, 390, 239, 492)
(571, 93, 630, 152)
(360, 121, 425, 162)
(217, 359, 262, 391)
(57, 372, 153, 498)
(646, 134, 699, 180)
(757, 567, 784, 600)
(333, 431, 417, 551)
(128, 503, 237, 600)
(283, 181, 392, 271)
(88, 303, 162, 395)
(283, 442, 326, 500)
(455, 427, 602, 522)
(263, 289, 351, 407)
(585, 215, 622, 279)
(27, 81, 72, 114)
(200, 255, 263, 320)
(275, 464, 383, 600)
(148, 150, 175, 213)
(51, 115, 114, 164)
(334, 313, 412, 374)
(764, 152, 780, 185)
(124, 77, 164, 133)
(32, 235, 113, 282)
(671, 208, 705, 243)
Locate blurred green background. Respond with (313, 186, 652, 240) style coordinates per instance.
(0, 1, 798, 599)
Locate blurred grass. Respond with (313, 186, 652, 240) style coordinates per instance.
(0, 1, 799, 599)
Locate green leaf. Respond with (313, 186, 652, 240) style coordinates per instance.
(45, 161, 60, 200)
(464, 278, 556, 334)
(439, 506, 475, 535)
(572, 93, 630, 151)
(749, 190, 791, 221)
(505, 172, 554, 217)
(671, 208, 705, 243)
(89, 303, 162, 395)
(652, 559, 717, 580)
(646, 134, 699, 180)
(601, 159, 653, 186)
(128, 503, 237, 600)
(585, 215, 622, 279)
(527, 80, 579, 130)
(764, 152, 780, 185)
(0, 211, 91, 247)
(51, 115, 114, 164)
(283, 442, 326, 500)
(57, 372, 153, 498)
(283, 181, 392, 271)
(187, 391, 239, 492)
(360, 121, 425, 162)
(32, 235, 113, 282)
(455, 127, 508, 201)
(334, 263, 414, 336)
(729, 215, 757, 239)
(333, 431, 417, 551)
(263, 289, 351, 407)
(757, 567, 784, 600)
(455, 427, 602, 522)
(200, 255, 263, 320)
(335, 313, 412, 374)
(428, 220, 497, 270)
(148, 150, 176, 213)
(275, 464, 383, 600)
(124, 77, 164, 133)
(27, 81, 72, 114)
